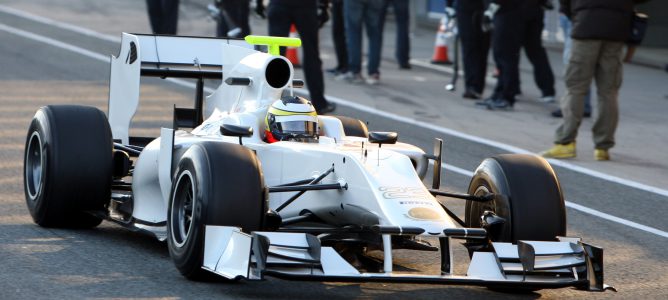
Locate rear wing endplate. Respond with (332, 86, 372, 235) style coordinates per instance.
(107, 33, 256, 144)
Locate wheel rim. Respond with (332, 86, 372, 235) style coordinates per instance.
(473, 185, 494, 216)
(171, 171, 195, 248)
(473, 184, 511, 242)
(472, 185, 496, 235)
(25, 131, 44, 200)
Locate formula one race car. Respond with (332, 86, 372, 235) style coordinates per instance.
(23, 33, 613, 292)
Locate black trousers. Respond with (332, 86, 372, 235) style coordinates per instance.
(331, 0, 348, 72)
(492, 8, 522, 103)
(146, 0, 179, 35)
(267, 3, 328, 110)
(457, 8, 490, 94)
(522, 8, 555, 97)
(216, 0, 251, 38)
(492, 6, 555, 102)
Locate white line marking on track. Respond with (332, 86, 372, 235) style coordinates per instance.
(0, 5, 120, 43)
(565, 202, 668, 239)
(443, 163, 474, 177)
(0, 23, 109, 62)
(1, 17, 667, 239)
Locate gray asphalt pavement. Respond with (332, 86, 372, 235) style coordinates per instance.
(1, 1, 667, 299)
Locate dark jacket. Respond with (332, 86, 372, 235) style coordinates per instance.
(489, 0, 544, 14)
(560, 0, 648, 41)
(446, 0, 486, 12)
(266, 0, 327, 8)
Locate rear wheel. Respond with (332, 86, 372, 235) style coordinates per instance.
(167, 142, 266, 280)
(465, 154, 566, 243)
(24, 105, 112, 228)
(332, 115, 368, 138)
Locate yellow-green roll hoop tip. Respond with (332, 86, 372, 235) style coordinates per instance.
(244, 35, 302, 56)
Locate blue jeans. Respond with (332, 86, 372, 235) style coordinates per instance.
(145, 0, 179, 34)
(344, 0, 385, 75)
(560, 14, 591, 113)
(216, 0, 250, 38)
(381, 0, 410, 66)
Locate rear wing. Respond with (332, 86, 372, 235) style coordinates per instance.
(107, 33, 257, 144)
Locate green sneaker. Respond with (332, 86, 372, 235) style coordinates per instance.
(540, 142, 576, 159)
(594, 149, 610, 161)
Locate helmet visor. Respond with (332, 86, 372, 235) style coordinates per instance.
(278, 121, 318, 136)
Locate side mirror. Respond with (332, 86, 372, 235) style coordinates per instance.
(368, 132, 398, 166)
(368, 131, 398, 145)
(220, 124, 253, 145)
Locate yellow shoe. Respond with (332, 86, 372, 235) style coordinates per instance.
(540, 142, 576, 159)
(594, 149, 610, 161)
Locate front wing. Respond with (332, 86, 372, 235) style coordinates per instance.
(202, 226, 613, 292)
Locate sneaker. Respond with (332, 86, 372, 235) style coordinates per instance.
(489, 98, 513, 110)
(540, 142, 576, 159)
(476, 98, 513, 110)
(366, 73, 380, 85)
(475, 97, 495, 109)
(325, 68, 346, 76)
(336, 72, 365, 84)
(539, 95, 556, 103)
(399, 63, 411, 70)
(334, 72, 348, 81)
(462, 89, 481, 100)
(594, 149, 610, 161)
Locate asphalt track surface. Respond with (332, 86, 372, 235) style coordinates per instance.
(0, 5, 667, 300)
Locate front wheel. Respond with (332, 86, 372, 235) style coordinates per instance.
(465, 154, 566, 243)
(167, 142, 266, 280)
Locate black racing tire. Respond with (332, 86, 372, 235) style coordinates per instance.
(332, 115, 368, 138)
(465, 154, 566, 243)
(167, 142, 266, 280)
(23, 105, 112, 228)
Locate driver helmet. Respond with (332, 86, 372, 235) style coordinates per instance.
(265, 96, 319, 143)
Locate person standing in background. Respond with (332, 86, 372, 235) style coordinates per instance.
(516, 0, 557, 104)
(477, 0, 555, 109)
(524, 0, 556, 104)
(381, 0, 411, 69)
(214, 0, 251, 38)
(340, 0, 385, 85)
(326, 0, 349, 76)
(258, 0, 336, 114)
(446, 0, 490, 99)
(146, 0, 179, 35)
(476, 0, 522, 110)
(541, 0, 650, 161)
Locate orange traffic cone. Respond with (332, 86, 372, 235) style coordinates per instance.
(431, 16, 452, 65)
(285, 24, 301, 68)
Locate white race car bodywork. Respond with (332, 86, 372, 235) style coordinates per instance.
(131, 129, 441, 234)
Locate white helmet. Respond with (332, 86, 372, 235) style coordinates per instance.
(264, 96, 318, 143)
